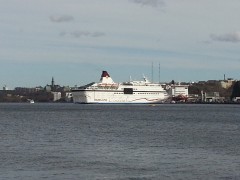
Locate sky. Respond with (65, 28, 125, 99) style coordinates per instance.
(1, 0, 240, 89)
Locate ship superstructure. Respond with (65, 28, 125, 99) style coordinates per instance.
(72, 71, 169, 104)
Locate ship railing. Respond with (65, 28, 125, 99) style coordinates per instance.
(77, 82, 95, 89)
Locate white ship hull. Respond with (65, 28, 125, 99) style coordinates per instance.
(73, 89, 168, 104)
(72, 71, 169, 104)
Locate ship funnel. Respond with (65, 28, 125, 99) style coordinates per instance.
(100, 71, 114, 84)
(101, 71, 110, 78)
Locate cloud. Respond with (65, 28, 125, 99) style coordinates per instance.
(60, 31, 105, 38)
(210, 32, 240, 43)
(129, 0, 165, 7)
(49, 15, 74, 23)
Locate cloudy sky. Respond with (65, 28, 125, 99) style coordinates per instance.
(1, 0, 240, 88)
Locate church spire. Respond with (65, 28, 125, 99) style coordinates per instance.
(51, 77, 55, 87)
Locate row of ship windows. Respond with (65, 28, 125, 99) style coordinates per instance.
(114, 92, 161, 95)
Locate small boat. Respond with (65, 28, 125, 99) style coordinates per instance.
(27, 99, 35, 104)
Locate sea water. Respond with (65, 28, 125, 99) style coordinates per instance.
(0, 103, 240, 180)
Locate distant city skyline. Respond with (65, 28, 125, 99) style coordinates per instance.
(1, 0, 240, 89)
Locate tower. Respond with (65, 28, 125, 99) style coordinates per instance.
(51, 77, 55, 88)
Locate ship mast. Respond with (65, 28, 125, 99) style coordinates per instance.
(158, 62, 161, 84)
(151, 62, 154, 83)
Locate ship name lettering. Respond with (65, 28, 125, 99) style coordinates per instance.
(94, 99, 107, 101)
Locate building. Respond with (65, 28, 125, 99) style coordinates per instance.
(3, 85, 8, 91)
(51, 92, 61, 101)
(201, 91, 224, 102)
(65, 92, 73, 102)
(167, 84, 189, 97)
(45, 77, 61, 92)
(220, 78, 235, 89)
(165, 84, 189, 102)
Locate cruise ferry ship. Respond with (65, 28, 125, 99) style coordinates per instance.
(72, 71, 169, 104)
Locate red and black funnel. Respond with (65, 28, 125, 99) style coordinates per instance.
(101, 71, 110, 77)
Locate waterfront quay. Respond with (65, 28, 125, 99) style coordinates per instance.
(1, 77, 240, 103)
